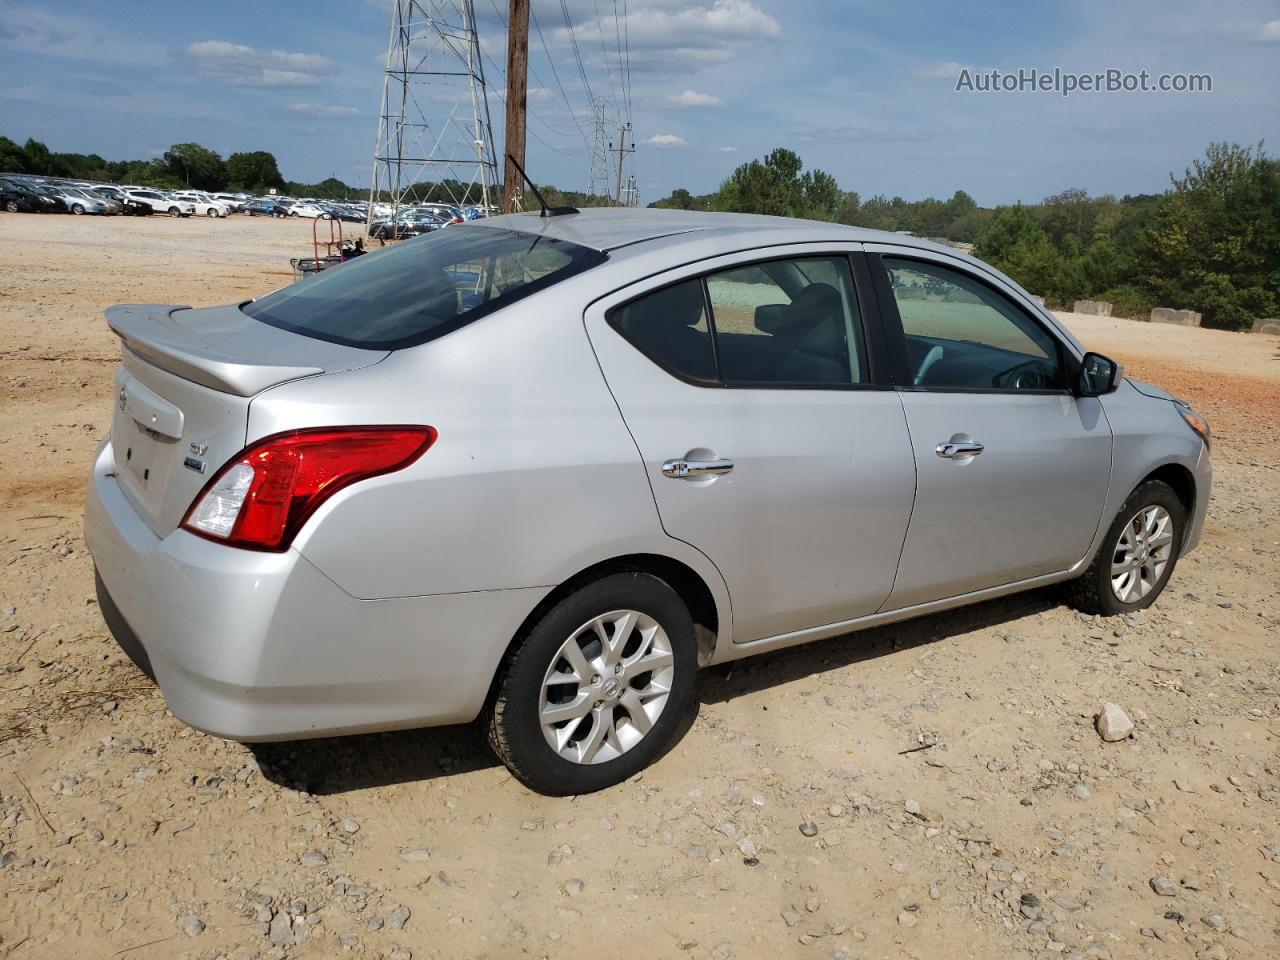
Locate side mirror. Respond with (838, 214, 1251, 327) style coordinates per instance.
(1078, 352, 1125, 396)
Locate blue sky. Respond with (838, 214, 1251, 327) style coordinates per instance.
(1, 0, 1277, 205)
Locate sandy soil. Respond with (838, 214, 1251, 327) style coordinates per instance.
(1, 214, 1277, 960)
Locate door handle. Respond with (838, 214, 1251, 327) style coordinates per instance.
(662, 457, 734, 479)
(935, 440, 984, 459)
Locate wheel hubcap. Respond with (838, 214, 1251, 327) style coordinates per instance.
(1111, 505, 1174, 603)
(539, 609, 675, 765)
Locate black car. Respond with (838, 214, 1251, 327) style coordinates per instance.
(92, 185, 150, 216)
(0, 177, 64, 213)
(243, 198, 284, 217)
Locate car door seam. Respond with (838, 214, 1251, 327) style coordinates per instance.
(875, 388, 920, 615)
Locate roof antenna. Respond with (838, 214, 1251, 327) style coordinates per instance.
(505, 154, 578, 218)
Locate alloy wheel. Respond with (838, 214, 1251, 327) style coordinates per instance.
(539, 609, 675, 765)
(1111, 505, 1174, 603)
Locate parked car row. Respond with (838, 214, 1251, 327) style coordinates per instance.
(1, 171, 494, 231)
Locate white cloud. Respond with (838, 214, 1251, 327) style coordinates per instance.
(1260, 19, 1280, 42)
(912, 61, 969, 80)
(288, 102, 359, 117)
(647, 133, 687, 146)
(559, 1, 780, 70)
(668, 89, 722, 107)
(715, 145, 738, 153)
(184, 41, 335, 88)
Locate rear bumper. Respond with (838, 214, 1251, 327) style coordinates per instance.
(84, 439, 547, 741)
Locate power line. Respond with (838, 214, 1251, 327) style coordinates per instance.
(613, 0, 631, 124)
(593, 0, 620, 110)
(558, 0, 597, 107)
(530, 7, 593, 153)
(488, 0, 592, 154)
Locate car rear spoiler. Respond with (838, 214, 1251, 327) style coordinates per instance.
(106, 304, 325, 397)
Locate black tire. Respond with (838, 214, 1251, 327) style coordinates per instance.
(3, 200, 17, 213)
(72, 203, 85, 215)
(486, 572, 698, 795)
(167, 206, 181, 218)
(1066, 479, 1186, 616)
(205, 207, 217, 217)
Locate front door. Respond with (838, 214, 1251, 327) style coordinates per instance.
(870, 250, 1113, 609)
(585, 248, 917, 643)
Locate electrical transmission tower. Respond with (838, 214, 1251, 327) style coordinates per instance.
(369, 0, 499, 233)
(587, 98, 612, 200)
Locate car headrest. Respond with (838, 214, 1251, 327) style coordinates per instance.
(782, 283, 842, 330)
(754, 303, 789, 334)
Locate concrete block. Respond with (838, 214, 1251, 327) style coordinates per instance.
(1251, 317, 1280, 335)
(1073, 300, 1112, 317)
(1150, 307, 1202, 327)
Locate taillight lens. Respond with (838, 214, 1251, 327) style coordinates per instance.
(181, 426, 437, 551)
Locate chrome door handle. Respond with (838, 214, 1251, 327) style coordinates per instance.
(662, 457, 734, 479)
(936, 440, 984, 459)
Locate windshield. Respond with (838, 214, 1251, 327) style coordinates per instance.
(243, 226, 607, 350)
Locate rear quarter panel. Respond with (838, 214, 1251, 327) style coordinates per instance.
(248, 280, 732, 629)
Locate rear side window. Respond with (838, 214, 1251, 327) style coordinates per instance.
(244, 227, 606, 350)
(609, 279, 716, 382)
(706, 256, 867, 385)
(609, 255, 869, 387)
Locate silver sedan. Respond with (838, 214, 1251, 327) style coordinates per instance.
(85, 210, 1211, 794)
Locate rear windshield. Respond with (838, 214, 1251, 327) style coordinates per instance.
(243, 226, 607, 350)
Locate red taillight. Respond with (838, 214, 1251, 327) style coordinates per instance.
(181, 426, 437, 551)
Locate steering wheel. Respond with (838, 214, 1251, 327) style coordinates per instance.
(914, 344, 944, 385)
(993, 361, 1050, 390)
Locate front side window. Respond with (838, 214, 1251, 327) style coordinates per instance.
(244, 227, 606, 350)
(883, 258, 1063, 391)
(706, 256, 867, 385)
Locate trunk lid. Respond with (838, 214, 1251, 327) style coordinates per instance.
(106, 303, 387, 536)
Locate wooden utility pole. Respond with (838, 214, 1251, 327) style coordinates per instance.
(501, 0, 529, 213)
(610, 123, 634, 205)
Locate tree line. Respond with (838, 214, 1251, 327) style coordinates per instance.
(650, 143, 1279, 331)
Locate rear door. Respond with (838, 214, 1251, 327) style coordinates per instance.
(585, 246, 917, 644)
(867, 246, 1113, 609)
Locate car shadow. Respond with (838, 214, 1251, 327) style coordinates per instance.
(249, 587, 1065, 795)
(697, 586, 1065, 705)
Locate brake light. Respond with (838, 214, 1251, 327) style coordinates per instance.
(181, 426, 436, 551)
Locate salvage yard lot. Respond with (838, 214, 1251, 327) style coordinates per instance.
(1, 214, 1277, 960)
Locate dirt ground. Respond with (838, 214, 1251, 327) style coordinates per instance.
(1, 214, 1277, 960)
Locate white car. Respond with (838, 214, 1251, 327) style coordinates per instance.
(124, 190, 195, 218)
(286, 202, 327, 218)
(176, 194, 231, 218)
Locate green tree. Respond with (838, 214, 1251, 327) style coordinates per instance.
(163, 143, 227, 190)
(975, 205, 1060, 297)
(0, 136, 28, 173)
(711, 148, 841, 220)
(21, 138, 70, 176)
(1138, 142, 1279, 329)
(226, 150, 286, 191)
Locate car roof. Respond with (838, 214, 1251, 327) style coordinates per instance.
(472, 208, 961, 256)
